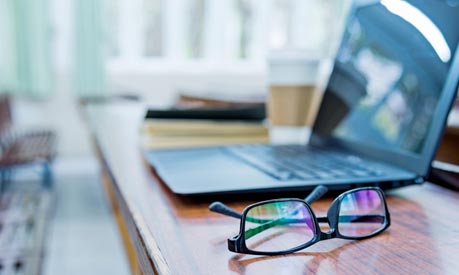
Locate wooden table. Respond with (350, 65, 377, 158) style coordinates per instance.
(86, 102, 459, 275)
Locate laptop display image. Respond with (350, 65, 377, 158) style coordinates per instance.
(145, 0, 459, 195)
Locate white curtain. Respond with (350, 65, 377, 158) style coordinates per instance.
(74, 0, 107, 97)
(0, 0, 53, 99)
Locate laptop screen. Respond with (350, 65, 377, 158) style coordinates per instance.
(313, 0, 459, 155)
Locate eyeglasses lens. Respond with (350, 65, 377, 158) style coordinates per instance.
(244, 201, 316, 253)
(338, 189, 386, 237)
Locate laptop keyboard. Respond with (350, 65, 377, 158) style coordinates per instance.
(225, 144, 384, 181)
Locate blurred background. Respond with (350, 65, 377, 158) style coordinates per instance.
(0, 0, 350, 158)
(0, 0, 351, 274)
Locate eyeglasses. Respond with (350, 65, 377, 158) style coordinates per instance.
(209, 185, 390, 255)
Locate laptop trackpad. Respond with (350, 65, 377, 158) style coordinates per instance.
(145, 147, 280, 195)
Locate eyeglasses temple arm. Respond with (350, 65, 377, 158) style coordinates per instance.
(209, 185, 329, 220)
(337, 214, 386, 223)
(209, 202, 242, 219)
(305, 185, 328, 204)
(317, 215, 385, 223)
(209, 202, 280, 223)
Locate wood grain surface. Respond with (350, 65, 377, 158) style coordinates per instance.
(86, 102, 459, 275)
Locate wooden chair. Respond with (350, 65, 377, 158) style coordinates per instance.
(0, 95, 56, 191)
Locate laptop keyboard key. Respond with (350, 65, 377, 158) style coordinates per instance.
(293, 171, 317, 180)
(352, 170, 371, 177)
(315, 171, 335, 179)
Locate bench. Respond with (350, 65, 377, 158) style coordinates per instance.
(0, 95, 56, 190)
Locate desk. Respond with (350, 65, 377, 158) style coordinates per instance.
(86, 102, 459, 275)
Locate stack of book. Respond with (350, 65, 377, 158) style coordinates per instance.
(141, 119, 269, 149)
(141, 93, 269, 149)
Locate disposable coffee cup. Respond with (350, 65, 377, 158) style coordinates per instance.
(267, 51, 322, 127)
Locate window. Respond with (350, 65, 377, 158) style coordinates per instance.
(106, 0, 350, 72)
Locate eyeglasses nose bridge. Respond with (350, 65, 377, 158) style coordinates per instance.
(319, 229, 336, 240)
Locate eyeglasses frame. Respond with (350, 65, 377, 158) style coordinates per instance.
(227, 186, 391, 255)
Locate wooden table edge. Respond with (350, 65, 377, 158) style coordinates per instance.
(95, 136, 170, 275)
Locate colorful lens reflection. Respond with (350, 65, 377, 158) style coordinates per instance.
(338, 189, 386, 237)
(244, 201, 316, 253)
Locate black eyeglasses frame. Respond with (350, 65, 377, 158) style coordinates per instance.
(226, 186, 390, 256)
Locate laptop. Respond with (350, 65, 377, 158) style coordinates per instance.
(145, 0, 459, 195)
